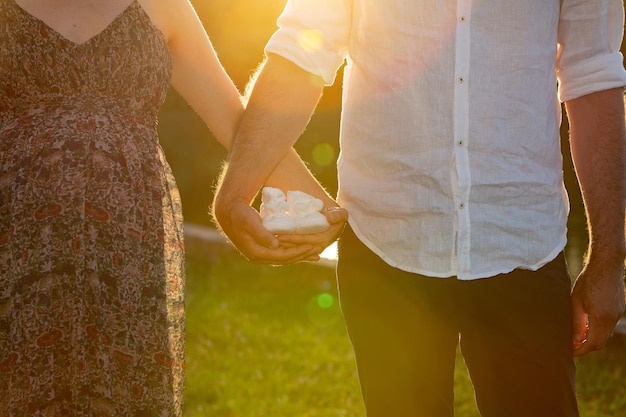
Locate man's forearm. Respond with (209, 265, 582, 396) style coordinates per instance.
(216, 54, 328, 208)
(566, 87, 626, 263)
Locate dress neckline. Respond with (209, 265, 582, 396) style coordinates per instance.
(11, 0, 138, 46)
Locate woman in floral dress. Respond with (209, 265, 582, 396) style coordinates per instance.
(0, 0, 246, 415)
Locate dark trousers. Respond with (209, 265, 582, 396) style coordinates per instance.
(337, 225, 579, 417)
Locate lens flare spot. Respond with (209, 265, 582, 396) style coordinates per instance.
(307, 292, 340, 326)
(297, 29, 324, 52)
(317, 293, 334, 309)
(312, 142, 336, 167)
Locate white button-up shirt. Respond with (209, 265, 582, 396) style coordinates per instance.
(266, 0, 626, 279)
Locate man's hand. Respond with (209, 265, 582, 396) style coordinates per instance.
(571, 258, 625, 356)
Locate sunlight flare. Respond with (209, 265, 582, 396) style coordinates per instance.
(297, 28, 324, 52)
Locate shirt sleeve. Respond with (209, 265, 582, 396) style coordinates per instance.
(264, 0, 352, 86)
(557, 0, 626, 102)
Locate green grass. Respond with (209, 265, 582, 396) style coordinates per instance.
(183, 243, 626, 417)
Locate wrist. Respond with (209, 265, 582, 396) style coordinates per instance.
(584, 244, 626, 269)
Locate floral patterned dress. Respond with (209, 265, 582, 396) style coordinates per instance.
(0, 1, 185, 415)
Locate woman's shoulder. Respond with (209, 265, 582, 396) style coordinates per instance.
(138, 0, 211, 51)
(137, 0, 189, 45)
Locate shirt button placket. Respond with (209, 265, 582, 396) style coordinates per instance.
(454, 0, 472, 276)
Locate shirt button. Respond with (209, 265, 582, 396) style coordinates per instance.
(458, 77, 465, 83)
(459, 203, 465, 209)
(459, 16, 466, 22)
(457, 140, 464, 146)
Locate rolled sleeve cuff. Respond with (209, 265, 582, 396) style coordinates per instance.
(265, 28, 346, 86)
(558, 52, 626, 102)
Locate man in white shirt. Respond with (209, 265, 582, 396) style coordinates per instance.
(214, 1, 626, 415)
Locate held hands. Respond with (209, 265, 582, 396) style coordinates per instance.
(213, 190, 348, 265)
(571, 257, 625, 356)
